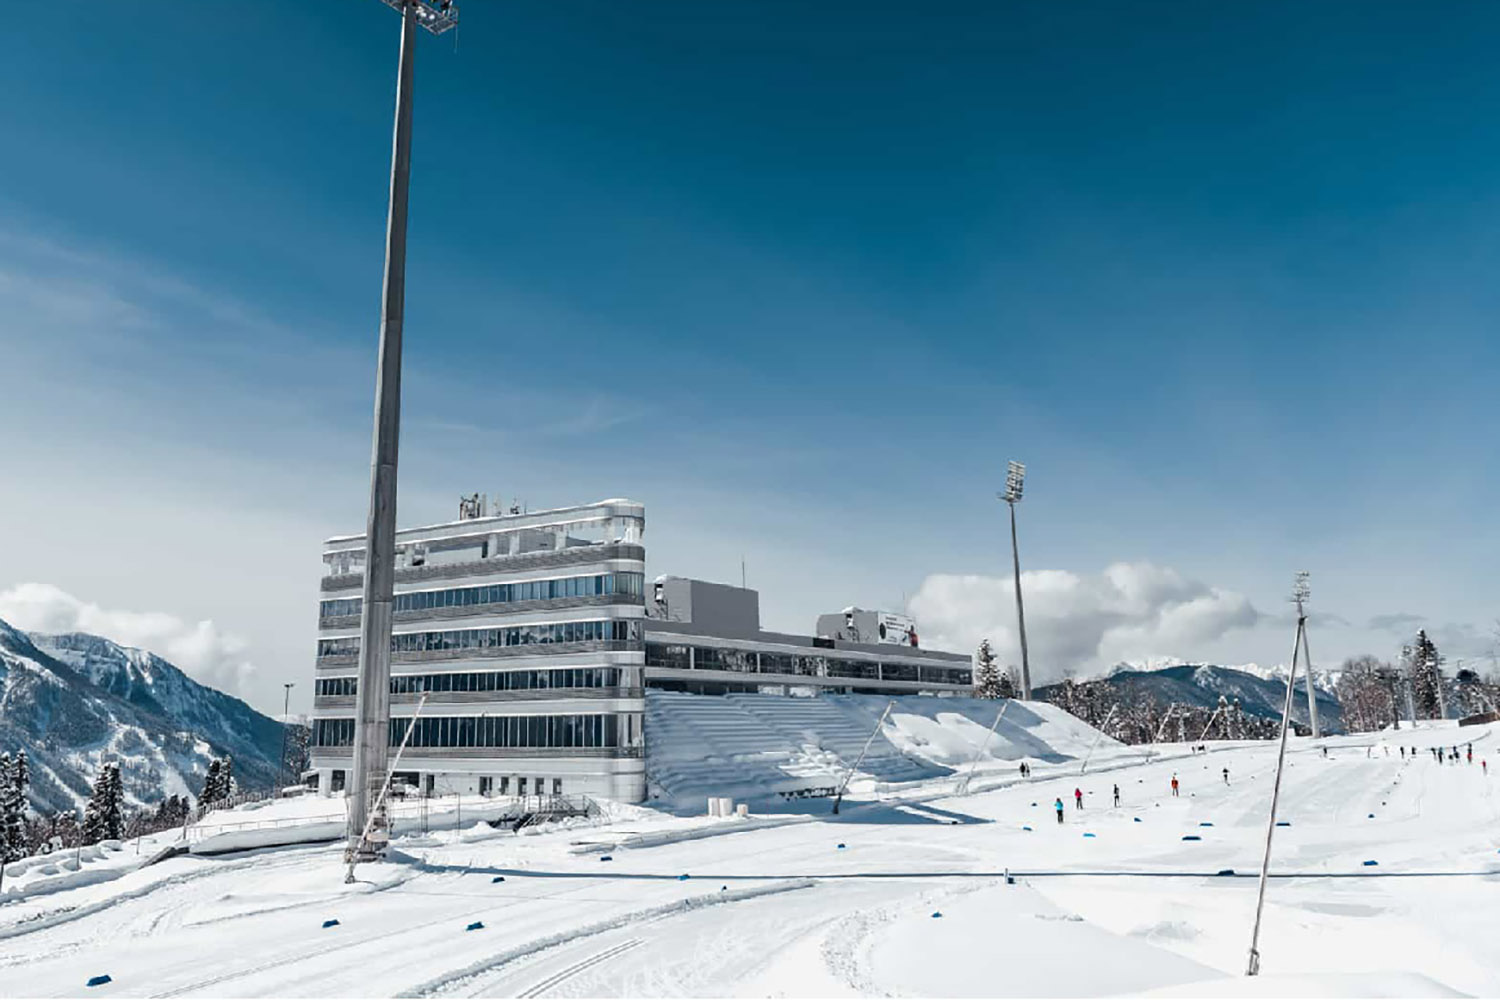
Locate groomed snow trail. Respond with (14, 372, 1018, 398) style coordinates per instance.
(0, 723, 1495, 997)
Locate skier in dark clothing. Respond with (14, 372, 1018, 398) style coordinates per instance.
(1055, 798, 1065, 824)
(1112, 784, 1120, 807)
(1222, 767, 1230, 785)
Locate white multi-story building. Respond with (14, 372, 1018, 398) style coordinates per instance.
(310, 497, 975, 805)
(309, 498, 647, 802)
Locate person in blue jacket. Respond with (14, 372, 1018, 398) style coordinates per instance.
(1054, 798, 1065, 824)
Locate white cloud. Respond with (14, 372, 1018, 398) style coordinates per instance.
(908, 561, 1262, 684)
(0, 582, 256, 698)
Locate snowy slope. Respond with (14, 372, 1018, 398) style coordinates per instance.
(0, 721, 1495, 996)
(0, 617, 284, 813)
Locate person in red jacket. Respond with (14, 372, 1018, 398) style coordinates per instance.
(1074, 787, 1083, 810)
(1171, 775, 1180, 797)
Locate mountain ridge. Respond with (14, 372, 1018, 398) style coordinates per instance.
(0, 616, 285, 814)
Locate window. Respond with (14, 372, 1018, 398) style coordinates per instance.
(318, 573, 645, 621)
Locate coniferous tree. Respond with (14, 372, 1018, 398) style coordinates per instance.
(219, 755, 235, 801)
(0, 753, 14, 862)
(1405, 631, 1444, 719)
(1, 750, 27, 861)
(996, 668, 1017, 700)
(82, 765, 111, 845)
(200, 758, 222, 805)
(974, 640, 1003, 699)
(101, 762, 124, 841)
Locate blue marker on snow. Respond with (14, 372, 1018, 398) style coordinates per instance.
(322, 919, 340, 928)
(86, 976, 112, 988)
(466, 921, 484, 931)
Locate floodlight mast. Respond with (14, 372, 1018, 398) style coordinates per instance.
(1246, 572, 1309, 976)
(1294, 572, 1319, 739)
(347, 0, 459, 868)
(998, 460, 1032, 700)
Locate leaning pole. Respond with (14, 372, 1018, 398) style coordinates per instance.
(348, 0, 418, 861)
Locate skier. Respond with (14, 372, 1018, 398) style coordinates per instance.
(1171, 775, 1180, 797)
(1322, 746, 1328, 758)
(1113, 783, 1120, 807)
(1055, 798, 1065, 824)
(1074, 787, 1083, 810)
(1400, 747, 1405, 760)
(1222, 767, 1229, 785)
(1483, 760, 1488, 775)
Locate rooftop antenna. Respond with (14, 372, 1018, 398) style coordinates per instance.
(997, 460, 1032, 700)
(346, 0, 460, 871)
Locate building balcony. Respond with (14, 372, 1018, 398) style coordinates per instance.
(318, 592, 643, 631)
(314, 687, 645, 710)
(315, 638, 642, 669)
(321, 543, 646, 593)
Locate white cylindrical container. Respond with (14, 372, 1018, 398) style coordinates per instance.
(708, 796, 721, 817)
(736, 803, 749, 818)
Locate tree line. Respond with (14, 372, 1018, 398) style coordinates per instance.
(0, 721, 311, 862)
(1336, 629, 1499, 732)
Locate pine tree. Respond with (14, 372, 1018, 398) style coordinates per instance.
(1405, 631, 1444, 719)
(201, 758, 222, 805)
(100, 762, 124, 841)
(974, 639, 1003, 699)
(996, 668, 1017, 700)
(82, 766, 110, 845)
(219, 755, 235, 801)
(2, 750, 28, 861)
(0, 752, 14, 862)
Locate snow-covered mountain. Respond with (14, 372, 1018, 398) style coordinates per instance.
(1048, 662, 1342, 730)
(1106, 657, 1339, 696)
(0, 616, 285, 814)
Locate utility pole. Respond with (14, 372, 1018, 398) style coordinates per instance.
(347, 0, 459, 866)
(1294, 576, 1318, 739)
(1247, 572, 1309, 976)
(998, 460, 1031, 700)
(278, 682, 295, 791)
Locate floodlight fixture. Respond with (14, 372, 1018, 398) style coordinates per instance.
(1291, 571, 1310, 612)
(379, 0, 459, 34)
(1002, 460, 1026, 504)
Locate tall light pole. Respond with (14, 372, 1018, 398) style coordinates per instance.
(998, 460, 1032, 700)
(1246, 572, 1309, 977)
(1294, 577, 1319, 739)
(347, 0, 459, 866)
(278, 682, 295, 791)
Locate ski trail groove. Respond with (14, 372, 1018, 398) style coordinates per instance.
(513, 938, 645, 998)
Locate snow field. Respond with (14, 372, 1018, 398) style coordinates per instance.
(0, 718, 1495, 997)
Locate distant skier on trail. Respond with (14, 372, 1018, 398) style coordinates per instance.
(1113, 783, 1120, 807)
(1074, 787, 1084, 810)
(1222, 767, 1229, 785)
(1171, 775, 1180, 797)
(1055, 798, 1065, 824)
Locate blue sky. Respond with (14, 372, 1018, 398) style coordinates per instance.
(1, 1, 1496, 713)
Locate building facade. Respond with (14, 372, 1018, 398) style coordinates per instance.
(309, 500, 973, 805)
(310, 499, 648, 802)
(643, 577, 972, 697)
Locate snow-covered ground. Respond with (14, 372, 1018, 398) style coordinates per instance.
(1, 719, 1496, 998)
